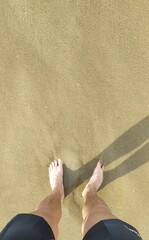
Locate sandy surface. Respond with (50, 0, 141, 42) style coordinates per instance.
(0, 1, 149, 239)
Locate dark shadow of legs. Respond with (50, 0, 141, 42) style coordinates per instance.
(101, 141, 149, 189)
(62, 115, 149, 196)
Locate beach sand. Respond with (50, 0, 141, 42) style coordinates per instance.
(0, 1, 149, 239)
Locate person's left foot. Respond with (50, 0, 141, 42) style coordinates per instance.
(49, 159, 64, 202)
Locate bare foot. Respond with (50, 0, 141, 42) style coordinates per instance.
(82, 162, 104, 198)
(49, 159, 64, 202)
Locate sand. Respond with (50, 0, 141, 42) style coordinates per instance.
(0, 1, 149, 239)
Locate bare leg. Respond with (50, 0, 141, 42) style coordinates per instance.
(81, 162, 118, 238)
(30, 159, 64, 239)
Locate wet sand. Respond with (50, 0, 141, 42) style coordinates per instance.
(0, 1, 149, 239)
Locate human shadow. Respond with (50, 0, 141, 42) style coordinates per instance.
(63, 115, 149, 196)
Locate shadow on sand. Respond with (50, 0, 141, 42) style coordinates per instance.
(63, 115, 149, 196)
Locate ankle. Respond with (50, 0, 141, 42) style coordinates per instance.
(83, 185, 97, 201)
(52, 187, 62, 196)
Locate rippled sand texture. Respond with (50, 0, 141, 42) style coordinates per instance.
(0, 1, 149, 239)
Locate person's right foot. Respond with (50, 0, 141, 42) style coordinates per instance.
(82, 162, 104, 198)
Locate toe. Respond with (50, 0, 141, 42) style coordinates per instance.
(52, 162, 55, 168)
(54, 160, 58, 167)
(93, 162, 99, 172)
(98, 161, 104, 168)
(50, 164, 52, 171)
(99, 161, 104, 171)
(58, 159, 62, 168)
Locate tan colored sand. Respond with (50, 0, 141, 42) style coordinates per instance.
(0, 1, 149, 239)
